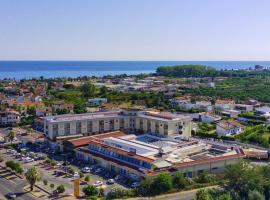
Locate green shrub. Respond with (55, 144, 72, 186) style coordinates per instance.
(43, 179, 48, 185)
(57, 185, 65, 194)
(79, 171, 84, 178)
(84, 175, 90, 182)
(83, 185, 98, 197)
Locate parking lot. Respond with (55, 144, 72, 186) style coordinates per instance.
(0, 140, 131, 196)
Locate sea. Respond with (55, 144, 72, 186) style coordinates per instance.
(0, 61, 270, 80)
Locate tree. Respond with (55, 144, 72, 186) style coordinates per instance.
(260, 165, 270, 200)
(195, 189, 213, 200)
(136, 178, 152, 196)
(6, 160, 23, 174)
(84, 175, 90, 182)
(106, 188, 134, 200)
(83, 185, 98, 197)
(50, 183, 54, 190)
(69, 168, 75, 175)
(16, 167, 23, 174)
(25, 167, 41, 191)
(43, 179, 48, 186)
(99, 188, 104, 197)
(196, 172, 214, 184)
(223, 161, 263, 199)
(100, 86, 108, 97)
(56, 185, 65, 194)
(8, 131, 16, 145)
(80, 82, 96, 98)
(27, 106, 36, 116)
(172, 173, 187, 189)
(79, 171, 84, 178)
(152, 173, 173, 195)
(248, 190, 265, 200)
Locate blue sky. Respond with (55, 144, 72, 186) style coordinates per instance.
(0, 0, 269, 60)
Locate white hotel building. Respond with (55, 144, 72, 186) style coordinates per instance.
(44, 109, 192, 140)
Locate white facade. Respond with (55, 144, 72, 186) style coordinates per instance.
(215, 103, 234, 111)
(0, 111, 21, 126)
(216, 121, 243, 136)
(200, 113, 221, 123)
(255, 106, 270, 117)
(173, 99, 212, 111)
(234, 104, 254, 112)
(44, 110, 192, 140)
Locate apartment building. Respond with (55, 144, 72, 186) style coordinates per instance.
(0, 110, 21, 126)
(44, 109, 192, 140)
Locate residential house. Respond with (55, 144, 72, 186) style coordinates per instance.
(52, 101, 74, 113)
(221, 110, 240, 118)
(88, 98, 108, 106)
(199, 113, 222, 123)
(255, 106, 270, 118)
(215, 99, 235, 111)
(234, 104, 254, 113)
(36, 107, 53, 117)
(216, 120, 244, 136)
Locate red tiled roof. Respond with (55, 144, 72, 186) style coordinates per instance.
(173, 153, 244, 168)
(146, 153, 244, 177)
(65, 136, 95, 148)
(64, 131, 127, 148)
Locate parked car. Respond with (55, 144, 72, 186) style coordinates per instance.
(54, 170, 66, 176)
(23, 157, 34, 163)
(73, 171, 79, 177)
(15, 153, 21, 158)
(107, 179, 115, 185)
(81, 167, 91, 173)
(94, 168, 103, 174)
(93, 181, 103, 187)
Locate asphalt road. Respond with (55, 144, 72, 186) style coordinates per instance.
(0, 176, 38, 200)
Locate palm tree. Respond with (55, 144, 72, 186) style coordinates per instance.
(25, 167, 41, 191)
(8, 131, 16, 145)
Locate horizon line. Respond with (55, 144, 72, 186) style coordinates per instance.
(1, 60, 270, 62)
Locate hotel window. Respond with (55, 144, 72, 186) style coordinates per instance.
(120, 119, 124, 129)
(109, 119, 114, 130)
(99, 120, 104, 132)
(76, 122, 81, 134)
(87, 121, 92, 132)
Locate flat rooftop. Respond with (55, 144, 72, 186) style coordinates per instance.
(45, 109, 191, 123)
(137, 111, 191, 122)
(45, 110, 121, 123)
(66, 131, 243, 174)
(88, 133, 239, 166)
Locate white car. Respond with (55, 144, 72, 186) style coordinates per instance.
(107, 179, 115, 184)
(24, 157, 33, 163)
(6, 149, 12, 154)
(93, 181, 103, 187)
(73, 171, 79, 177)
(81, 167, 91, 173)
